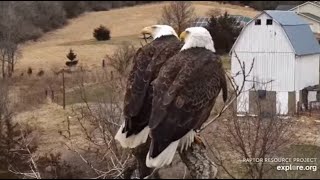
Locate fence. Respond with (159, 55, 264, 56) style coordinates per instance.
(10, 67, 116, 112)
(296, 101, 320, 118)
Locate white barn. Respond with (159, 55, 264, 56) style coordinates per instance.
(230, 10, 320, 115)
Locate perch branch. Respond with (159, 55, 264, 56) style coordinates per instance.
(179, 142, 218, 179)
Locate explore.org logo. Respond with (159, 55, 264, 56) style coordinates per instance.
(240, 157, 317, 163)
(276, 164, 317, 172)
(240, 157, 318, 172)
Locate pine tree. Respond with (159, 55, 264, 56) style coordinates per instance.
(66, 49, 77, 62)
(66, 49, 78, 67)
(206, 12, 242, 54)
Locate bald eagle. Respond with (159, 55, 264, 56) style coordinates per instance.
(115, 25, 183, 149)
(146, 27, 228, 168)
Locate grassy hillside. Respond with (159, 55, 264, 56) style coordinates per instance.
(16, 1, 258, 75)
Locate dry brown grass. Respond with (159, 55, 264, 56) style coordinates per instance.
(15, 2, 259, 75)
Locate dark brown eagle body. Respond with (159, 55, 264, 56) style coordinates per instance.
(148, 47, 228, 158)
(122, 35, 183, 138)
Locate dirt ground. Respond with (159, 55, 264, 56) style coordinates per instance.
(11, 99, 320, 178)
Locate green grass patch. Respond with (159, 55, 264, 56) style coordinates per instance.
(221, 54, 231, 70)
(55, 84, 115, 106)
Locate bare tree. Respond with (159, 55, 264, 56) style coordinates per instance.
(105, 42, 136, 89)
(0, 2, 21, 78)
(158, 1, 196, 35)
(195, 53, 297, 179)
(206, 96, 296, 179)
(0, 43, 6, 78)
(0, 41, 20, 78)
(205, 8, 222, 17)
(0, 80, 41, 179)
(57, 67, 136, 179)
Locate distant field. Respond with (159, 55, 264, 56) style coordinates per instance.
(16, 1, 258, 75)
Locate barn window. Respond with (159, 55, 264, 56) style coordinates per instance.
(255, 19, 261, 25)
(266, 19, 273, 25)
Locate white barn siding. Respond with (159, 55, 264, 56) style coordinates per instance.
(232, 52, 295, 92)
(231, 11, 320, 115)
(276, 92, 289, 114)
(231, 13, 296, 113)
(233, 14, 293, 53)
(252, 53, 295, 91)
(231, 13, 296, 93)
(231, 53, 254, 113)
(232, 52, 295, 114)
(295, 54, 320, 91)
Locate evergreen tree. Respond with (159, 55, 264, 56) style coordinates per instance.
(206, 12, 242, 54)
(66, 49, 78, 67)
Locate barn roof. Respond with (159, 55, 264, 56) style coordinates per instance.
(264, 10, 320, 55)
(264, 10, 308, 25)
(231, 10, 320, 56)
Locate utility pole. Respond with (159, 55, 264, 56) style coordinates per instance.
(62, 69, 66, 109)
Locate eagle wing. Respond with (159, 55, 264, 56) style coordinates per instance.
(149, 50, 227, 157)
(122, 37, 183, 135)
(123, 46, 155, 118)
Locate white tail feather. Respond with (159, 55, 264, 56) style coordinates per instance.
(114, 123, 150, 148)
(146, 130, 196, 168)
(146, 140, 179, 168)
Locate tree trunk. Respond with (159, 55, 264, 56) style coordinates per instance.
(7, 60, 11, 77)
(122, 139, 218, 179)
(132, 138, 160, 179)
(1, 58, 5, 79)
(10, 61, 14, 76)
(179, 142, 218, 179)
(122, 138, 160, 179)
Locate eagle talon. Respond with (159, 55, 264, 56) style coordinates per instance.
(194, 135, 206, 148)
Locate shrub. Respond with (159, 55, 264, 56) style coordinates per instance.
(37, 69, 45, 76)
(93, 25, 111, 41)
(206, 12, 242, 55)
(105, 42, 136, 77)
(27, 67, 33, 75)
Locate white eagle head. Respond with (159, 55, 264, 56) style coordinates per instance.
(179, 27, 216, 52)
(140, 25, 178, 40)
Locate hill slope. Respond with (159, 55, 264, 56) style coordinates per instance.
(16, 1, 258, 74)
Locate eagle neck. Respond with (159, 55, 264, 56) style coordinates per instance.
(154, 34, 178, 41)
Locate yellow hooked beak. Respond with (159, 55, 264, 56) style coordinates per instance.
(179, 31, 188, 42)
(141, 26, 153, 36)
